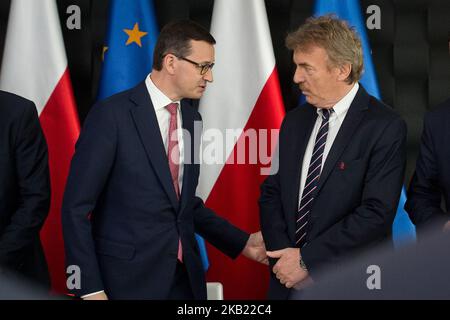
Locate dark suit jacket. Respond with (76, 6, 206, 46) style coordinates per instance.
(259, 85, 407, 299)
(405, 98, 450, 231)
(0, 90, 50, 287)
(62, 82, 249, 299)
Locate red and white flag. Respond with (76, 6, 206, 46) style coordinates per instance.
(0, 0, 80, 294)
(198, 0, 285, 299)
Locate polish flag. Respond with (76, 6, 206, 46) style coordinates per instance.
(0, 0, 80, 294)
(198, 0, 285, 299)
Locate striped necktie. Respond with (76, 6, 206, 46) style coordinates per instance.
(296, 108, 331, 248)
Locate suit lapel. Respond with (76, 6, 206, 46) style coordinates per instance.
(179, 100, 198, 214)
(315, 86, 370, 196)
(286, 105, 317, 240)
(129, 82, 179, 211)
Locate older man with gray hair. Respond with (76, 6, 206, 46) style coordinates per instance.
(259, 15, 407, 299)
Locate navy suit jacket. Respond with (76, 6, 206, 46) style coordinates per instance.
(405, 98, 450, 231)
(0, 91, 50, 287)
(62, 82, 249, 299)
(259, 86, 407, 299)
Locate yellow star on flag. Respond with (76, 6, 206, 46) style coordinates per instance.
(123, 22, 148, 47)
(102, 46, 108, 61)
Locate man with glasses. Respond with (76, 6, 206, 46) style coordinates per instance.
(177, 56, 214, 76)
(62, 20, 267, 300)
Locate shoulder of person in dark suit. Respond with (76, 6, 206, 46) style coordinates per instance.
(357, 85, 406, 124)
(424, 97, 450, 125)
(405, 97, 450, 232)
(0, 90, 50, 286)
(0, 90, 38, 120)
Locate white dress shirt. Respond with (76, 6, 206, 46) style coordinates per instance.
(145, 74, 184, 193)
(298, 83, 359, 209)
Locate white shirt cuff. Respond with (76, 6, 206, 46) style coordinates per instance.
(81, 290, 105, 299)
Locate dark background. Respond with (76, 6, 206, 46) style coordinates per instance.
(0, 0, 449, 185)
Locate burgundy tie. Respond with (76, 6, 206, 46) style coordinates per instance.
(166, 103, 183, 262)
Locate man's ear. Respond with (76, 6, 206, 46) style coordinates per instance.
(336, 63, 352, 82)
(163, 53, 177, 75)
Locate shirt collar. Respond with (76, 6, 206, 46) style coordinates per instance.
(145, 74, 181, 112)
(316, 82, 359, 117)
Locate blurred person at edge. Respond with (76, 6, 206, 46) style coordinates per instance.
(0, 91, 50, 291)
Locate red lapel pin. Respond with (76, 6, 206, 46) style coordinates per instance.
(338, 161, 345, 170)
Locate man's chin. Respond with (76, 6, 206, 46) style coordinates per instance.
(194, 91, 205, 99)
(184, 93, 204, 100)
(304, 96, 314, 105)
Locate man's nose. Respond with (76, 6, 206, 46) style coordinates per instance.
(203, 68, 213, 82)
(293, 68, 305, 84)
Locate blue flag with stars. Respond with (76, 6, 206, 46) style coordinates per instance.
(314, 0, 416, 247)
(98, 0, 158, 100)
(98, 0, 210, 270)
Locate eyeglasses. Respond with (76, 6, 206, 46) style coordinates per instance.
(177, 56, 215, 75)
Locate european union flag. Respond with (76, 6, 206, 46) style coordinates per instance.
(98, 0, 158, 100)
(314, 0, 416, 246)
(98, 0, 210, 269)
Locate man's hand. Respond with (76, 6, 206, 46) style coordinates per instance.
(82, 292, 108, 300)
(242, 231, 269, 265)
(266, 248, 308, 288)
